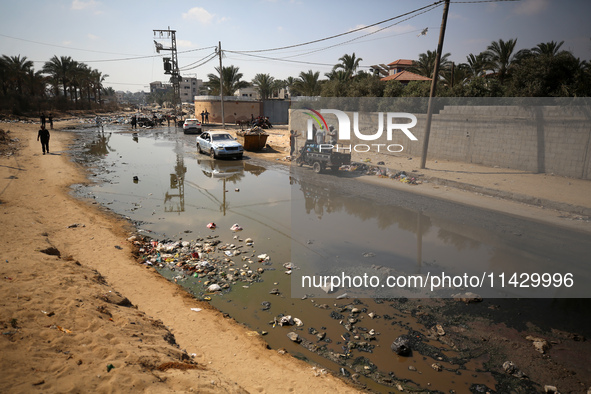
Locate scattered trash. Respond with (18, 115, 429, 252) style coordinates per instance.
(391, 335, 412, 356)
(67, 223, 85, 228)
(207, 222, 216, 229)
(106, 364, 115, 372)
(230, 223, 243, 232)
(287, 332, 301, 342)
(190, 308, 202, 312)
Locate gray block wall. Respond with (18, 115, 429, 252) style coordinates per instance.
(289, 106, 591, 179)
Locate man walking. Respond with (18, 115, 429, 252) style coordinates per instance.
(37, 125, 50, 155)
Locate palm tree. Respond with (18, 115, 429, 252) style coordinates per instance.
(285, 76, 297, 97)
(206, 65, 250, 96)
(292, 70, 322, 96)
(251, 73, 276, 100)
(531, 40, 565, 58)
(483, 38, 518, 83)
(442, 63, 469, 88)
(325, 69, 351, 82)
(463, 53, 489, 79)
(43, 55, 74, 99)
(333, 53, 363, 78)
(91, 69, 108, 104)
(1, 55, 34, 94)
(410, 50, 451, 79)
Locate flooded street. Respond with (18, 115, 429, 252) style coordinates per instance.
(69, 123, 591, 393)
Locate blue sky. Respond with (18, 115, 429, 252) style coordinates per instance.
(1, 0, 590, 92)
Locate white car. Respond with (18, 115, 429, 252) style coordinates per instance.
(182, 119, 202, 134)
(197, 131, 244, 159)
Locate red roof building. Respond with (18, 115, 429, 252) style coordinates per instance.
(371, 59, 431, 84)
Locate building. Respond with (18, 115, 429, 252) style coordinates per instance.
(179, 77, 203, 103)
(234, 86, 258, 99)
(149, 81, 172, 93)
(371, 59, 431, 85)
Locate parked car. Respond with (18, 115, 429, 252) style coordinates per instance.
(183, 118, 202, 134)
(197, 131, 244, 159)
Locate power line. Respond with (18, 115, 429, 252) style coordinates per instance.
(280, 3, 442, 60)
(179, 52, 218, 71)
(224, 50, 354, 68)
(228, 1, 445, 54)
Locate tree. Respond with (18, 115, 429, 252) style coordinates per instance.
(325, 69, 351, 82)
(206, 65, 250, 96)
(333, 53, 363, 78)
(531, 40, 565, 58)
(463, 53, 489, 79)
(292, 70, 322, 96)
(441, 63, 470, 88)
(252, 73, 276, 100)
(91, 69, 108, 104)
(43, 55, 74, 99)
(410, 50, 451, 79)
(483, 38, 519, 84)
(1, 55, 34, 94)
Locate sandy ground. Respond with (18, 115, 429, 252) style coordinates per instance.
(0, 120, 360, 393)
(1, 118, 590, 393)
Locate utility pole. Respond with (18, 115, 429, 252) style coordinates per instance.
(153, 28, 181, 119)
(420, 0, 450, 169)
(218, 41, 225, 128)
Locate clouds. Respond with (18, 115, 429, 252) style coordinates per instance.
(182, 7, 215, 24)
(513, 0, 549, 16)
(71, 0, 103, 15)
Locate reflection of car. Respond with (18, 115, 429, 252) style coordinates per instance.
(198, 159, 244, 179)
(197, 131, 244, 159)
(183, 119, 202, 134)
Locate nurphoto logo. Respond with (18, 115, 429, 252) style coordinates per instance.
(304, 108, 418, 153)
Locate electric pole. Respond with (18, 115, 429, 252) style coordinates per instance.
(218, 41, 225, 128)
(420, 0, 450, 169)
(153, 28, 181, 118)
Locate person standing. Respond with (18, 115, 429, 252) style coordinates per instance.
(40, 113, 46, 127)
(290, 130, 298, 156)
(48, 113, 54, 129)
(37, 125, 50, 155)
(131, 115, 137, 129)
(200, 110, 205, 124)
(204, 110, 209, 124)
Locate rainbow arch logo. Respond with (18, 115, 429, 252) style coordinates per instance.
(303, 108, 328, 131)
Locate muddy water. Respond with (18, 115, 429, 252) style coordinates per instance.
(70, 124, 591, 393)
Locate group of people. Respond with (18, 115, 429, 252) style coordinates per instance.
(289, 124, 338, 156)
(199, 110, 210, 124)
(251, 115, 273, 129)
(40, 113, 53, 130)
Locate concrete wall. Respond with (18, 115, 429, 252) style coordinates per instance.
(263, 100, 290, 125)
(195, 98, 262, 124)
(289, 106, 591, 179)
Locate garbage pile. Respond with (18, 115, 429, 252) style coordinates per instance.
(237, 126, 268, 135)
(129, 233, 270, 299)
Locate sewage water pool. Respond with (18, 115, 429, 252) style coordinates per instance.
(70, 125, 591, 392)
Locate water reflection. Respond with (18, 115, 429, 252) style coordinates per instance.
(86, 131, 114, 156)
(164, 151, 187, 213)
(290, 169, 590, 298)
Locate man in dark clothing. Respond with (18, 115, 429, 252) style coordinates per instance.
(37, 125, 50, 155)
(204, 110, 209, 124)
(48, 113, 54, 129)
(40, 113, 46, 127)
